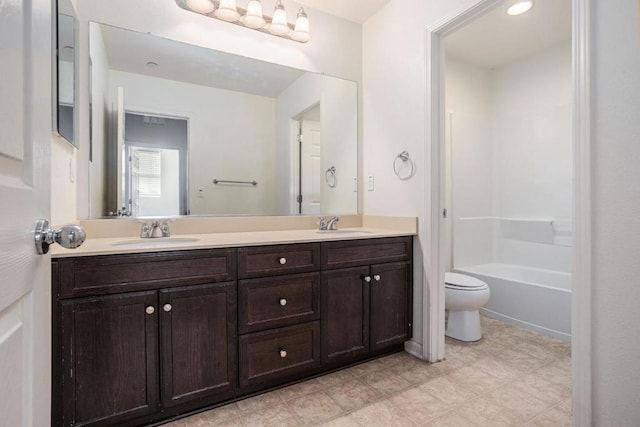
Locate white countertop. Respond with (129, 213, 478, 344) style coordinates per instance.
(51, 226, 416, 258)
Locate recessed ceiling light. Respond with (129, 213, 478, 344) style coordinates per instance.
(507, 1, 533, 16)
(146, 61, 159, 68)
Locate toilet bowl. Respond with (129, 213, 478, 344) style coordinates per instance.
(445, 272, 490, 342)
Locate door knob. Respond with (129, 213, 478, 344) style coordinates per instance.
(163, 304, 172, 312)
(279, 298, 287, 306)
(279, 257, 287, 265)
(373, 274, 381, 282)
(146, 306, 155, 315)
(363, 276, 371, 283)
(34, 219, 86, 254)
(279, 349, 287, 358)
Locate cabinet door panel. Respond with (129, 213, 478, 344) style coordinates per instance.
(321, 266, 370, 365)
(60, 291, 158, 427)
(160, 282, 237, 408)
(370, 262, 411, 352)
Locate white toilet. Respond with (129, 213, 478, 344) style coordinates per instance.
(445, 272, 491, 342)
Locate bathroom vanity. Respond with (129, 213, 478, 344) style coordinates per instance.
(51, 233, 413, 427)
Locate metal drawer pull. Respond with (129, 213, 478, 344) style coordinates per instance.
(279, 298, 287, 306)
(145, 306, 155, 315)
(279, 257, 287, 265)
(163, 304, 172, 312)
(280, 349, 287, 358)
(374, 274, 381, 282)
(364, 276, 371, 283)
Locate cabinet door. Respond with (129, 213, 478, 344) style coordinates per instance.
(160, 282, 237, 408)
(59, 291, 159, 427)
(370, 262, 412, 352)
(321, 266, 370, 365)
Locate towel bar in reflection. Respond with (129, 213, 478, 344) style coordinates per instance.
(213, 179, 258, 186)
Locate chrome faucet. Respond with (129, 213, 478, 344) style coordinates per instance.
(319, 216, 340, 231)
(138, 219, 175, 238)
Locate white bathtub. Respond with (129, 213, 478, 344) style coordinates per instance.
(453, 263, 571, 341)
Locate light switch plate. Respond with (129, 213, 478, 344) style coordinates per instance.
(367, 175, 374, 191)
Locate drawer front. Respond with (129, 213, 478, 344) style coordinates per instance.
(239, 321, 320, 389)
(239, 273, 320, 334)
(238, 243, 320, 279)
(57, 249, 236, 298)
(321, 237, 412, 270)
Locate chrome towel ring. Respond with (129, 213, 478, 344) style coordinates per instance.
(393, 151, 415, 180)
(325, 166, 337, 188)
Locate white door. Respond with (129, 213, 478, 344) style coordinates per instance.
(300, 120, 321, 214)
(0, 0, 53, 426)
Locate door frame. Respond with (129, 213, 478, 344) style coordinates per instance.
(424, 0, 591, 423)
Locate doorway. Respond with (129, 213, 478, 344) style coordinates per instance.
(123, 112, 188, 216)
(425, 0, 592, 422)
(295, 104, 321, 215)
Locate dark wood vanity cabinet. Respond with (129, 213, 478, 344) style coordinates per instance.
(53, 249, 237, 427)
(320, 237, 413, 366)
(52, 236, 412, 427)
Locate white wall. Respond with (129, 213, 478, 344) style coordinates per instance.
(445, 56, 494, 268)
(491, 42, 572, 272)
(447, 43, 572, 273)
(591, 0, 640, 423)
(363, 0, 480, 359)
(320, 75, 358, 214)
(88, 22, 110, 217)
(109, 70, 278, 215)
(68, 0, 362, 219)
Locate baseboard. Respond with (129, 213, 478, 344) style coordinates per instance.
(404, 340, 424, 359)
(480, 308, 572, 342)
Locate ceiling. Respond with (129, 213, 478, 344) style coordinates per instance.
(296, 0, 391, 24)
(98, 24, 306, 98)
(445, 0, 571, 69)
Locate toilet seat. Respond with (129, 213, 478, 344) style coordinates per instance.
(445, 272, 488, 290)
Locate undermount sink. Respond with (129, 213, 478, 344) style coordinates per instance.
(316, 230, 373, 235)
(111, 237, 200, 247)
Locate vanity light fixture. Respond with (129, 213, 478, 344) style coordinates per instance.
(507, 0, 533, 16)
(176, 0, 311, 43)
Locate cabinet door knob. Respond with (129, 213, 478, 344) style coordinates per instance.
(280, 349, 287, 358)
(279, 257, 287, 265)
(364, 276, 371, 283)
(373, 274, 381, 282)
(145, 306, 155, 315)
(279, 298, 287, 306)
(163, 304, 172, 312)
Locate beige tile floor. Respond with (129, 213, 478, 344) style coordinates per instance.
(164, 316, 571, 427)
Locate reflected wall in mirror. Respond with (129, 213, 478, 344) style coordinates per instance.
(55, 0, 77, 147)
(88, 22, 358, 218)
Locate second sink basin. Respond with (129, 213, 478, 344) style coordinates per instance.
(112, 237, 200, 247)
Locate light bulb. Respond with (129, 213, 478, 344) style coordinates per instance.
(268, 0, 289, 36)
(242, 0, 265, 29)
(214, 0, 240, 21)
(291, 7, 310, 42)
(185, 0, 214, 14)
(507, 1, 533, 16)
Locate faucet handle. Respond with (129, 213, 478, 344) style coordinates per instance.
(161, 218, 176, 237)
(318, 216, 328, 230)
(135, 220, 151, 238)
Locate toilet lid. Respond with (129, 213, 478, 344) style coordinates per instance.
(445, 272, 488, 290)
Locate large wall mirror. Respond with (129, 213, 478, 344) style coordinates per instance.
(88, 22, 358, 218)
(54, 0, 77, 147)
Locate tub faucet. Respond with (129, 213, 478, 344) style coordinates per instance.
(319, 216, 340, 231)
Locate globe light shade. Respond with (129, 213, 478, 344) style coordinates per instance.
(214, 0, 240, 21)
(291, 8, 310, 42)
(185, 0, 214, 14)
(242, 0, 265, 29)
(268, 0, 289, 36)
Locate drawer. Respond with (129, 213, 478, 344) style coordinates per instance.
(238, 243, 320, 279)
(321, 237, 412, 270)
(239, 321, 320, 389)
(57, 249, 236, 298)
(239, 272, 320, 334)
